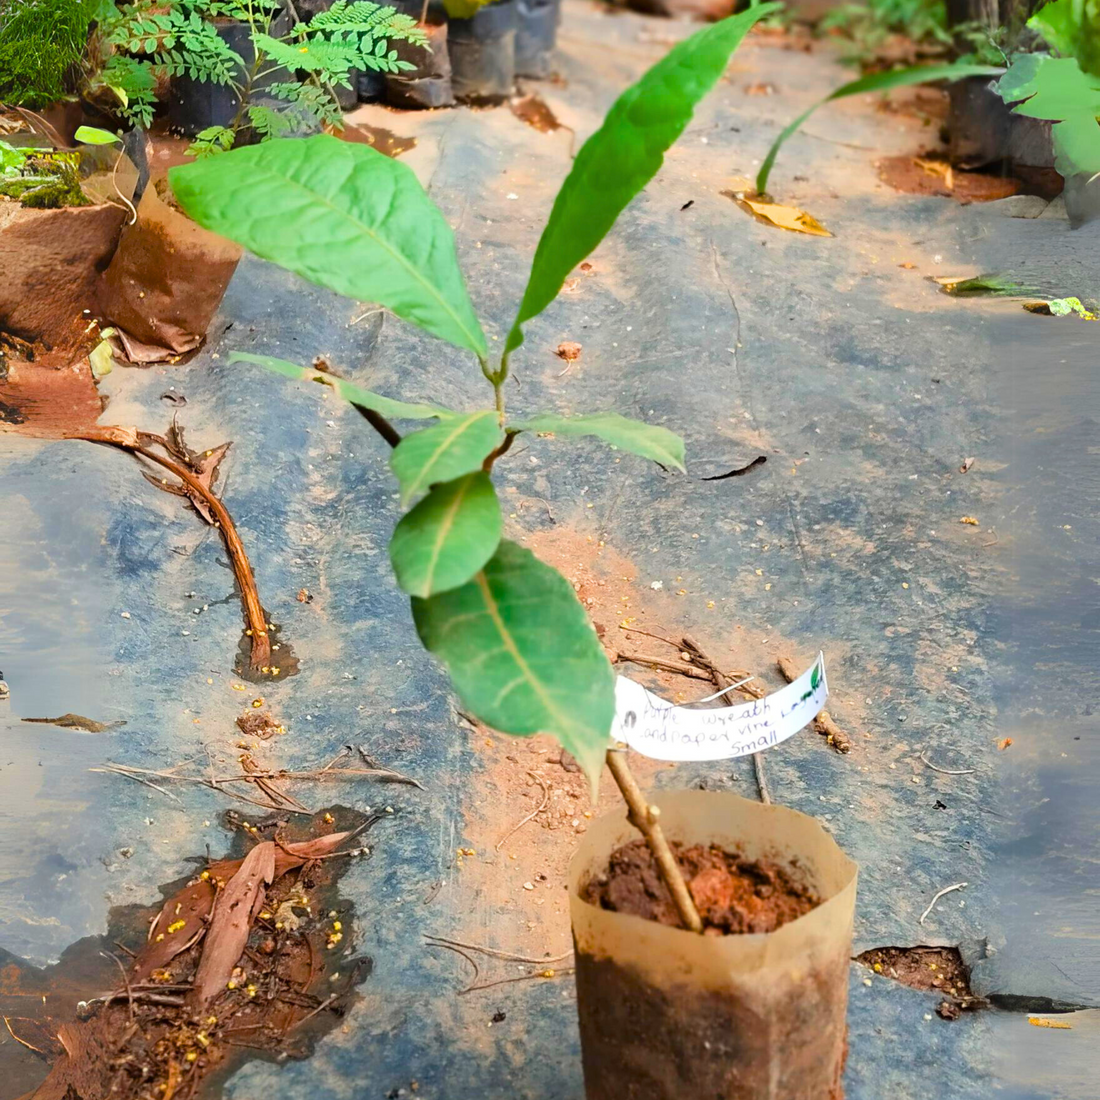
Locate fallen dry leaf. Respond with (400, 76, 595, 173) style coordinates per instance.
(722, 189, 832, 237)
(960, 457, 974, 473)
(555, 341, 582, 362)
(960, 516, 980, 526)
(189, 841, 275, 1009)
(744, 82, 776, 95)
(1028, 1016, 1072, 1029)
(998, 738, 1013, 750)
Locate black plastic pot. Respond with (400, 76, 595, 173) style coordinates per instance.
(384, 22, 454, 110)
(169, 21, 252, 137)
(357, 68, 387, 102)
(169, 14, 292, 137)
(448, 0, 516, 102)
(515, 0, 559, 79)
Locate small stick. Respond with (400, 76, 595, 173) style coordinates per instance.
(292, 993, 339, 1028)
(459, 966, 576, 995)
(101, 951, 135, 1022)
(495, 771, 550, 850)
(422, 934, 572, 966)
(619, 625, 681, 649)
(681, 636, 770, 803)
(605, 749, 703, 933)
(95, 762, 182, 802)
(615, 652, 713, 681)
(423, 941, 481, 989)
(919, 751, 975, 775)
(919, 882, 968, 926)
(70, 428, 271, 669)
(777, 656, 851, 754)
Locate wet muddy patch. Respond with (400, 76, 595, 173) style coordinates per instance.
(0, 809, 377, 1100)
(856, 945, 982, 1018)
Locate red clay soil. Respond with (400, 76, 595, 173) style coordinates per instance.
(582, 839, 819, 934)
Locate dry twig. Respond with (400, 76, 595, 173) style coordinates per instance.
(919, 751, 975, 775)
(495, 771, 550, 850)
(919, 882, 968, 926)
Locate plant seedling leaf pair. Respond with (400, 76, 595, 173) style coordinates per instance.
(171, 9, 784, 786)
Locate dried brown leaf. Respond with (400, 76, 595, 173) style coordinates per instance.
(188, 841, 275, 1010)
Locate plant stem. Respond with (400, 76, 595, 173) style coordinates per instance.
(604, 748, 704, 934)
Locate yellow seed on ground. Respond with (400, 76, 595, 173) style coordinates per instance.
(185, 1051, 198, 1063)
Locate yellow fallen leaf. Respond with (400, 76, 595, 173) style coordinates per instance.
(959, 516, 980, 526)
(1028, 1017, 1072, 1029)
(722, 190, 832, 237)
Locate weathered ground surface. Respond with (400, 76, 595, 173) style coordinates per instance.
(1, 4, 1098, 1098)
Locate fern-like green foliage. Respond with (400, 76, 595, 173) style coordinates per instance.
(0, 0, 101, 107)
(87, 0, 424, 149)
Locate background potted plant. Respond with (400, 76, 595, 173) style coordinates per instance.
(0, 126, 134, 366)
(96, 0, 427, 149)
(442, 0, 517, 101)
(168, 7, 859, 1093)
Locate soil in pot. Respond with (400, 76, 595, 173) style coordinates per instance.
(448, 0, 517, 102)
(571, 791, 856, 1100)
(582, 839, 819, 934)
(98, 177, 243, 363)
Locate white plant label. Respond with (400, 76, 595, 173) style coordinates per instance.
(613, 653, 828, 762)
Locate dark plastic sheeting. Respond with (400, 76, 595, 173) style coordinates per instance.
(2, 4, 1098, 1097)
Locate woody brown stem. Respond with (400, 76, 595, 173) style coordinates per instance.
(604, 748, 703, 934)
(70, 427, 271, 669)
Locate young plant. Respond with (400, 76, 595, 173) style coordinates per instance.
(994, 0, 1100, 180)
(755, 59, 1003, 195)
(820, 0, 953, 64)
(168, 7, 779, 806)
(90, 0, 426, 149)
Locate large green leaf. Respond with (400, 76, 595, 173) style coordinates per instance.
(170, 136, 487, 357)
(504, 5, 782, 354)
(390, 410, 502, 505)
(412, 539, 615, 784)
(1028, 0, 1100, 78)
(510, 412, 686, 471)
(230, 353, 455, 420)
(756, 63, 1004, 195)
(389, 472, 502, 597)
(996, 55, 1100, 176)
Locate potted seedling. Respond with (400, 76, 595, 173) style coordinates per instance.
(381, 0, 456, 109)
(169, 8, 857, 1095)
(0, 126, 134, 364)
(99, 0, 427, 147)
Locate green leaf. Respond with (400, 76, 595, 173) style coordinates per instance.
(169, 135, 488, 357)
(996, 55, 1100, 176)
(509, 412, 686, 471)
(1028, 0, 1100, 77)
(505, 5, 782, 355)
(390, 410, 502, 505)
(390, 472, 502, 597)
(412, 539, 615, 785)
(74, 125, 121, 145)
(810, 662, 821, 691)
(229, 352, 455, 421)
(756, 63, 1004, 195)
